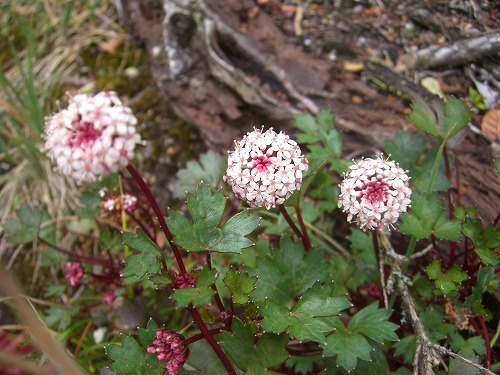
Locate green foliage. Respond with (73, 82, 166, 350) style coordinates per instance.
(122, 229, 163, 282)
(324, 325, 372, 371)
(399, 192, 461, 240)
(260, 282, 350, 344)
(249, 237, 331, 303)
(174, 150, 226, 198)
(220, 318, 289, 374)
(171, 266, 216, 307)
(223, 268, 257, 304)
(408, 97, 473, 141)
(384, 131, 426, 171)
(323, 303, 398, 371)
(4, 204, 50, 244)
(166, 183, 260, 253)
(469, 87, 486, 111)
(461, 218, 500, 266)
(426, 259, 468, 295)
(107, 321, 163, 375)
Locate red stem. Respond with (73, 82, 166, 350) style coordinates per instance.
(126, 163, 186, 273)
(278, 205, 302, 238)
(295, 206, 311, 251)
(477, 315, 492, 369)
(189, 307, 236, 375)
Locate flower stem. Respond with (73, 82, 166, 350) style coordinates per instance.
(295, 206, 312, 251)
(278, 205, 302, 238)
(189, 306, 236, 375)
(126, 163, 186, 274)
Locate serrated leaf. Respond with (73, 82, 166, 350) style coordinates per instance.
(475, 246, 500, 266)
(250, 237, 330, 304)
(214, 211, 260, 253)
(450, 333, 485, 358)
(138, 319, 159, 348)
(171, 267, 216, 307)
(399, 192, 461, 240)
(316, 108, 335, 132)
(220, 318, 288, 375)
(107, 334, 163, 375)
(286, 355, 323, 374)
(384, 131, 426, 171)
(426, 259, 468, 295)
(223, 268, 257, 304)
(348, 302, 398, 342)
(174, 150, 225, 198)
(122, 230, 163, 281)
(167, 183, 259, 253)
(408, 99, 440, 138)
(323, 325, 372, 371)
(260, 282, 350, 344)
(443, 97, 473, 140)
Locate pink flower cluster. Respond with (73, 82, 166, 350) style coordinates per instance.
(44, 91, 141, 184)
(224, 128, 308, 209)
(147, 329, 189, 375)
(338, 156, 411, 230)
(65, 262, 84, 287)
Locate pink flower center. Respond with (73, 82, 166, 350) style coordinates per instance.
(252, 154, 272, 172)
(70, 119, 102, 147)
(361, 179, 390, 204)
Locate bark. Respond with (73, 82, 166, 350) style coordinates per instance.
(415, 29, 500, 68)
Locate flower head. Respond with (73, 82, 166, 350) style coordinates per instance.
(224, 127, 308, 209)
(338, 155, 411, 230)
(65, 262, 84, 287)
(44, 91, 141, 184)
(147, 329, 189, 375)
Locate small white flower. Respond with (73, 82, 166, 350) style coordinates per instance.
(224, 127, 308, 209)
(43, 91, 141, 184)
(338, 155, 411, 230)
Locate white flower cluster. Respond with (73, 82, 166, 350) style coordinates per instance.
(224, 128, 308, 209)
(338, 156, 411, 230)
(44, 91, 141, 184)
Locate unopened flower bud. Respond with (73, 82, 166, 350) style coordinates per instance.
(147, 329, 189, 375)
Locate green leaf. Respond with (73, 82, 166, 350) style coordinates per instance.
(214, 211, 260, 253)
(475, 246, 500, 266)
(408, 99, 440, 138)
(107, 334, 163, 375)
(495, 157, 500, 173)
(250, 237, 331, 304)
(122, 230, 163, 281)
(260, 282, 350, 344)
(286, 355, 323, 374)
(167, 183, 259, 253)
(4, 204, 44, 244)
(185, 339, 230, 374)
(44, 306, 77, 331)
(449, 333, 485, 358)
(411, 148, 451, 192)
(316, 108, 335, 132)
(220, 318, 288, 375)
(426, 259, 468, 295)
(384, 131, 426, 171)
(138, 319, 159, 348)
(323, 325, 372, 372)
(442, 97, 473, 140)
(174, 150, 225, 198)
(348, 229, 376, 264)
(394, 335, 416, 364)
(171, 266, 216, 307)
(399, 192, 461, 240)
(223, 268, 257, 304)
(348, 302, 398, 343)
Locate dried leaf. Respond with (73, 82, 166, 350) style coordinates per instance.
(481, 109, 500, 141)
